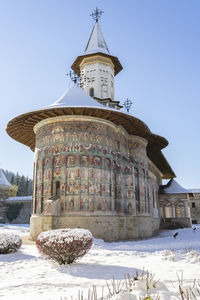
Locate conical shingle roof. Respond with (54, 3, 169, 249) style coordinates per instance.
(84, 21, 109, 55)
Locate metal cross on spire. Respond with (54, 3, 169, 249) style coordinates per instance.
(66, 70, 80, 86)
(123, 99, 133, 113)
(90, 7, 104, 22)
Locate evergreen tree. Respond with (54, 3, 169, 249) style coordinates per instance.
(10, 174, 15, 185)
(17, 175, 26, 196)
(28, 179, 33, 195)
(16, 172, 20, 186)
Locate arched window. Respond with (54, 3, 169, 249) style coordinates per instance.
(175, 201, 185, 218)
(101, 84, 108, 98)
(89, 88, 94, 97)
(160, 201, 173, 218)
(55, 181, 60, 198)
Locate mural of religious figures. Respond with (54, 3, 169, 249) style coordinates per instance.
(124, 165, 131, 174)
(54, 167, 61, 177)
(34, 119, 159, 227)
(127, 190, 133, 198)
(67, 155, 76, 166)
(51, 126, 64, 143)
(81, 155, 88, 166)
(127, 202, 132, 213)
(54, 155, 61, 167)
(89, 183, 95, 194)
(74, 181, 80, 195)
(81, 168, 88, 180)
(89, 168, 95, 180)
(81, 182, 88, 194)
(125, 175, 133, 187)
(66, 181, 74, 194)
(70, 198, 74, 210)
(89, 156, 94, 166)
(94, 156, 101, 167)
(95, 183, 101, 195)
(54, 145, 60, 154)
(45, 170, 51, 180)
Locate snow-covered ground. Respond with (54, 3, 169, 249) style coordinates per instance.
(0, 224, 200, 300)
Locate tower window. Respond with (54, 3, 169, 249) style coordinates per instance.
(89, 88, 94, 97)
(192, 202, 195, 208)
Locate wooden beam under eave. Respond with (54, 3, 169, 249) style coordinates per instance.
(102, 111, 111, 119)
(22, 136, 35, 144)
(8, 120, 23, 127)
(24, 124, 35, 130)
(62, 107, 72, 115)
(72, 108, 80, 115)
(93, 109, 104, 118)
(39, 112, 52, 119)
(8, 130, 24, 139)
(84, 109, 94, 117)
(7, 125, 22, 132)
(24, 120, 37, 127)
(46, 110, 58, 118)
(108, 116, 121, 123)
(29, 141, 35, 147)
(55, 109, 65, 116)
(31, 114, 44, 121)
(80, 108, 86, 116)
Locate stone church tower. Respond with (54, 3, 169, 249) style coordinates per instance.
(82, 24, 115, 100)
(71, 14, 122, 108)
(6, 9, 191, 241)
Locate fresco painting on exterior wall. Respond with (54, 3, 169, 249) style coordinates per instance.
(34, 119, 150, 219)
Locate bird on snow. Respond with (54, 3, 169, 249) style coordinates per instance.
(173, 232, 178, 239)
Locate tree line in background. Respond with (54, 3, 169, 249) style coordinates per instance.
(2, 169, 33, 196)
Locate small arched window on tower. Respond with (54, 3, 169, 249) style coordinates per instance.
(101, 84, 108, 98)
(89, 87, 94, 97)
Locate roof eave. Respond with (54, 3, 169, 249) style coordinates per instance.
(71, 52, 123, 76)
(6, 106, 174, 178)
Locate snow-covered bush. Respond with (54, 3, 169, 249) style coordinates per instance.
(161, 249, 176, 261)
(185, 249, 200, 264)
(0, 233, 22, 254)
(36, 228, 93, 264)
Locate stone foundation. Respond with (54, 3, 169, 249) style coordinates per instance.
(30, 214, 160, 241)
(160, 217, 191, 229)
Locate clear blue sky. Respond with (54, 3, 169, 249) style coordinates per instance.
(0, 0, 199, 188)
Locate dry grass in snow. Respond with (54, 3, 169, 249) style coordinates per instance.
(0, 224, 200, 299)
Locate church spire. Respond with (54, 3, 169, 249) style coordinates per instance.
(84, 8, 109, 55)
(71, 8, 123, 102)
(84, 21, 110, 55)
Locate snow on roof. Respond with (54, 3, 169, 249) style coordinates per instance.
(189, 189, 200, 194)
(6, 196, 32, 202)
(84, 21, 109, 55)
(160, 179, 190, 194)
(49, 85, 115, 110)
(0, 169, 11, 187)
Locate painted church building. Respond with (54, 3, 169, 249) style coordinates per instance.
(6, 10, 191, 241)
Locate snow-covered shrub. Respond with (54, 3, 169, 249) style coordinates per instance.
(0, 233, 22, 254)
(185, 249, 200, 264)
(36, 228, 93, 264)
(161, 249, 176, 261)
